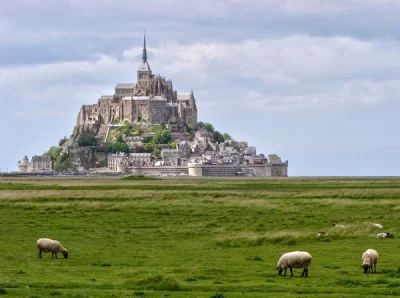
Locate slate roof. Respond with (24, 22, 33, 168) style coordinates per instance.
(115, 83, 136, 89)
(177, 93, 191, 100)
(138, 61, 151, 72)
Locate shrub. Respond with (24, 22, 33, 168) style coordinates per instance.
(77, 132, 97, 146)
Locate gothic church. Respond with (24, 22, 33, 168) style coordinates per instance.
(74, 35, 197, 137)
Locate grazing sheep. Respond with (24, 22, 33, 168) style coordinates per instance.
(332, 223, 345, 228)
(377, 232, 393, 239)
(361, 249, 378, 274)
(276, 251, 312, 277)
(317, 231, 328, 237)
(371, 223, 383, 229)
(37, 238, 68, 259)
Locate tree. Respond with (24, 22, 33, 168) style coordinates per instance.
(197, 121, 205, 129)
(152, 149, 161, 158)
(133, 124, 142, 135)
(58, 136, 68, 147)
(204, 123, 215, 133)
(113, 116, 120, 124)
(187, 123, 194, 133)
(44, 146, 61, 160)
(144, 142, 157, 153)
(153, 129, 171, 144)
(223, 133, 232, 141)
(121, 121, 132, 136)
(161, 130, 171, 144)
(105, 142, 130, 153)
(212, 131, 225, 143)
(77, 132, 97, 147)
(169, 141, 177, 149)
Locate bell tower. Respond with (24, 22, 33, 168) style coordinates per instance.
(137, 33, 152, 94)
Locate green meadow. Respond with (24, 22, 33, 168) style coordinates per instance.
(1, 177, 400, 297)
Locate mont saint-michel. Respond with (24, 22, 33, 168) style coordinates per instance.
(17, 36, 288, 177)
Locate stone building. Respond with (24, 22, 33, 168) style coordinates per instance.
(108, 152, 127, 171)
(17, 155, 53, 173)
(161, 149, 179, 166)
(74, 35, 197, 139)
(17, 156, 30, 173)
(128, 153, 151, 166)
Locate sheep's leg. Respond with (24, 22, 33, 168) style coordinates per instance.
(290, 267, 293, 277)
(284, 268, 287, 276)
(39, 249, 42, 259)
(305, 268, 308, 277)
(51, 251, 54, 259)
(301, 268, 305, 277)
(55, 252, 58, 259)
(374, 264, 376, 273)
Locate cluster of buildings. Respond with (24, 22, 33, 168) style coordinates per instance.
(106, 130, 288, 177)
(16, 36, 288, 177)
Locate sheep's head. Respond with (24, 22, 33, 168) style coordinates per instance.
(62, 251, 69, 259)
(361, 264, 369, 274)
(276, 266, 283, 275)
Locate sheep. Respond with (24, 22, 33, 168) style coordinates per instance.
(371, 223, 383, 229)
(377, 232, 393, 239)
(332, 223, 345, 228)
(276, 251, 312, 277)
(361, 249, 378, 274)
(317, 231, 328, 237)
(37, 238, 68, 259)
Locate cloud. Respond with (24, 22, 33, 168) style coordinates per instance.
(2, 34, 400, 116)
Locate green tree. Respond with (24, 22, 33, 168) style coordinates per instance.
(153, 129, 171, 144)
(197, 121, 205, 129)
(151, 125, 164, 133)
(105, 142, 130, 153)
(212, 131, 225, 143)
(113, 116, 120, 124)
(169, 141, 177, 149)
(133, 125, 142, 135)
(144, 142, 157, 153)
(187, 123, 194, 133)
(77, 132, 97, 146)
(116, 134, 124, 143)
(152, 149, 161, 158)
(121, 121, 132, 136)
(44, 146, 61, 160)
(204, 123, 215, 133)
(222, 133, 232, 141)
(58, 136, 68, 147)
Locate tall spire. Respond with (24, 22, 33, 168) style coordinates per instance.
(142, 32, 147, 63)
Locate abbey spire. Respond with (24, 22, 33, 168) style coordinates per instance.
(142, 33, 148, 63)
(138, 33, 151, 73)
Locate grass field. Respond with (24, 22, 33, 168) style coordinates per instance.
(1, 177, 400, 297)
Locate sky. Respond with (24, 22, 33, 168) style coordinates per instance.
(1, 0, 399, 176)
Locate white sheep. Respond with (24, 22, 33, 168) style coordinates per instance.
(317, 231, 328, 237)
(37, 238, 68, 259)
(361, 249, 378, 274)
(332, 223, 345, 228)
(371, 223, 383, 229)
(276, 251, 312, 277)
(376, 232, 393, 239)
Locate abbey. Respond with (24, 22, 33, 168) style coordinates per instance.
(74, 35, 197, 137)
